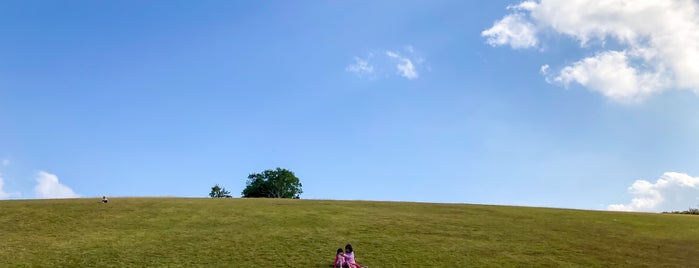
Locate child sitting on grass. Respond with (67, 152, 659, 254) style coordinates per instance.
(343, 244, 365, 268)
(334, 248, 346, 268)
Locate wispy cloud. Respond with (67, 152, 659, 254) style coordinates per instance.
(346, 46, 424, 80)
(386, 51, 418, 80)
(608, 172, 699, 212)
(346, 56, 375, 78)
(34, 171, 79, 199)
(0, 173, 20, 199)
(483, 0, 699, 103)
(0, 173, 10, 199)
(404, 45, 415, 53)
(1, 159, 9, 167)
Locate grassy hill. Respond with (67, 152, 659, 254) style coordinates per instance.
(1, 198, 698, 267)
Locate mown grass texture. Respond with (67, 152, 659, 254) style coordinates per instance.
(1, 198, 698, 267)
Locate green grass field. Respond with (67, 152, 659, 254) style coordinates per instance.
(1, 198, 698, 267)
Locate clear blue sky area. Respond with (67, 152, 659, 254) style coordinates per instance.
(1, 0, 698, 211)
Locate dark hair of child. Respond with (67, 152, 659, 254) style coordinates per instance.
(345, 244, 353, 253)
(337, 248, 343, 255)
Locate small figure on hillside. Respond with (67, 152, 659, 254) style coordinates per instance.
(334, 248, 346, 268)
(101, 196, 109, 204)
(343, 244, 365, 268)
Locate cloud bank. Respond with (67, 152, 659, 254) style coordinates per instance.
(608, 172, 699, 212)
(34, 171, 79, 199)
(347, 46, 423, 80)
(483, 0, 699, 102)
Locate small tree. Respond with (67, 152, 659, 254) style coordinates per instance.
(209, 184, 231, 198)
(242, 168, 302, 198)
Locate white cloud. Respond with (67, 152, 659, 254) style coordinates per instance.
(347, 46, 424, 80)
(512, 1, 537, 11)
(482, 13, 538, 49)
(386, 51, 419, 80)
(554, 50, 667, 102)
(346, 56, 375, 78)
(608, 172, 699, 212)
(34, 171, 79, 199)
(0, 173, 20, 199)
(1, 159, 9, 166)
(484, 0, 699, 102)
(0, 173, 11, 199)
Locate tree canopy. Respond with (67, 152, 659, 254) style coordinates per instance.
(209, 184, 231, 198)
(242, 168, 302, 198)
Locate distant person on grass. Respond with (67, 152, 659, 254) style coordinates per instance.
(101, 196, 109, 204)
(342, 244, 365, 268)
(334, 248, 346, 268)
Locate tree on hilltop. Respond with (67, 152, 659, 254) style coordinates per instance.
(209, 184, 232, 198)
(242, 168, 302, 198)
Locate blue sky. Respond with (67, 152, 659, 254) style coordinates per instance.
(1, 0, 699, 212)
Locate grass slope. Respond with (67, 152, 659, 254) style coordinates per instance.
(1, 198, 698, 267)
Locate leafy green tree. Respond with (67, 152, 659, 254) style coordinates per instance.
(242, 168, 302, 198)
(209, 184, 231, 198)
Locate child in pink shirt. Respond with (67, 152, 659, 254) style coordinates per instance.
(334, 248, 346, 268)
(343, 244, 364, 268)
